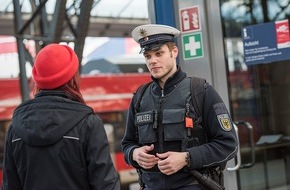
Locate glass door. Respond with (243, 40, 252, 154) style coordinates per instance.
(220, 0, 290, 190)
(220, 1, 290, 189)
(227, 47, 290, 190)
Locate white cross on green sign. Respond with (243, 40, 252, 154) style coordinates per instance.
(182, 32, 203, 60)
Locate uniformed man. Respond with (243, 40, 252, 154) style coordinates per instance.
(121, 24, 238, 190)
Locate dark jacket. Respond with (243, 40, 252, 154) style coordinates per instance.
(121, 67, 238, 189)
(2, 91, 120, 190)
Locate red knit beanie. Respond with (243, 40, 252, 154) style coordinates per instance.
(32, 44, 79, 89)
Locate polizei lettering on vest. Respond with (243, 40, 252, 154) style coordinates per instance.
(137, 114, 151, 123)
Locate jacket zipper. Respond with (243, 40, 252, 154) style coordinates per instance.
(158, 89, 164, 153)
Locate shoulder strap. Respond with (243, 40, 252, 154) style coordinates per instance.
(190, 77, 206, 124)
(133, 77, 206, 118)
(133, 81, 153, 113)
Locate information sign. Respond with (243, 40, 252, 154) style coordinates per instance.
(242, 19, 290, 65)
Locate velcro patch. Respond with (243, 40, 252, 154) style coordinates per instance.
(213, 102, 227, 115)
(217, 114, 232, 131)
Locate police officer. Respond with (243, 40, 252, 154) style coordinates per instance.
(121, 24, 238, 190)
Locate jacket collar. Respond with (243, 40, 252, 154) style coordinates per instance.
(151, 66, 187, 96)
(35, 90, 68, 99)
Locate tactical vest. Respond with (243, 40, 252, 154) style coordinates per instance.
(134, 77, 207, 154)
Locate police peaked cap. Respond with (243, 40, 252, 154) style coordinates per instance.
(131, 24, 180, 53)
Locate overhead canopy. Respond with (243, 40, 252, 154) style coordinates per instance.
(0, 0, 149, 37)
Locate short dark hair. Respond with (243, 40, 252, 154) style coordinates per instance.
(165, 41, 177, 51)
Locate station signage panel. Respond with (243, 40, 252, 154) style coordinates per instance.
(242, 19, 290, 66)
(179, 6, 204, 60)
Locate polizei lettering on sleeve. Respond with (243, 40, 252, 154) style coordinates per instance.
(135, 111, 154, 125)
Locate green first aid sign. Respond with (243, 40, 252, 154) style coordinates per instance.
(182, 32, 204, 60)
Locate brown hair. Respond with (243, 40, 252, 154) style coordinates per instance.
(165, 41, 176, 51)
(34, 72, 85, 104)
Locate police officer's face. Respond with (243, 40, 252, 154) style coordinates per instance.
(143, 44, 178, 84)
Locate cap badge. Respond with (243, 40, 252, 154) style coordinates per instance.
(139, 28, 149, 41)
(139, 28, 147, 36)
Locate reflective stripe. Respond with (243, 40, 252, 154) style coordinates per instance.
(12, 138, 21, 143)
(63, 136, 79, 140)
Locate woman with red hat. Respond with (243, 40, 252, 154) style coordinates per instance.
(2, 44, 120, 190)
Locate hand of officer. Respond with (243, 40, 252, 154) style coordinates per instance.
(156, 151, 187, 175)
(133, 144, 159, 169)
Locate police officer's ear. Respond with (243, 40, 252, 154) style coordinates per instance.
(172, 45, 178, 59)
(166, 42, 178, 58)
